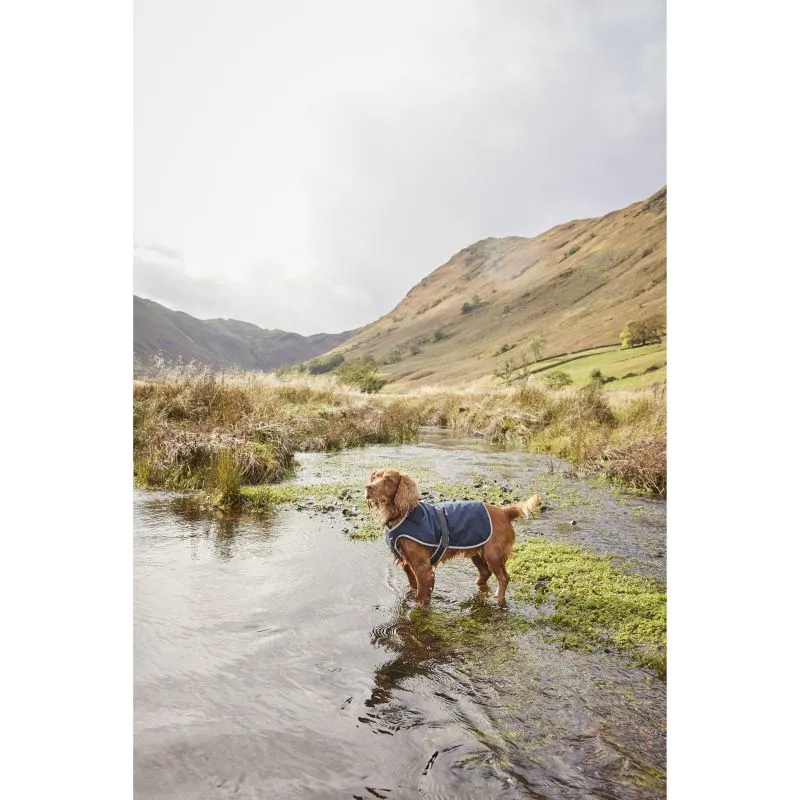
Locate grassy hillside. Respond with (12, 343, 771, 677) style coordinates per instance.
(325, 187, 666, 389)
(134, 296, 359, 374)
(504, 342, 666, 392)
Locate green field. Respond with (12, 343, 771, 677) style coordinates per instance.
(522, 342, 666, 390)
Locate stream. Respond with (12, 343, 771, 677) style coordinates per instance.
(134, 430, 666, 799)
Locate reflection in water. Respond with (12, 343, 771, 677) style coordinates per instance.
(368, 603, 460, 708)
(367, 594, 515, 709)
(166, 496, 276, 561)
(364, 596, 666, 798)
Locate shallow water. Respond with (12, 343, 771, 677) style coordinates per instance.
(134, 431, 666, 799)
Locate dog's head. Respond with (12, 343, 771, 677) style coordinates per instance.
(365, 469, 421, 521)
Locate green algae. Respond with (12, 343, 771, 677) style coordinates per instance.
(508, 540, 666, 676)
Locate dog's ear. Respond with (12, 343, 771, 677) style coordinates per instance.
(392, 472, 420, 516)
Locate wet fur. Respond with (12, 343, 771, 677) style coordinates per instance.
(365, 469, 540, 605)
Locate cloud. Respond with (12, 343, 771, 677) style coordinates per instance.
(134, 250, 374, 334)
(135, 0, 665, 333)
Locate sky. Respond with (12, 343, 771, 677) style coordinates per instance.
(134, 0, 665, 335)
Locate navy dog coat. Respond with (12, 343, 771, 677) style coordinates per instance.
(385, 501, 493, 566)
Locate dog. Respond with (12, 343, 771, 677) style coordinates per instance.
(365, 469, 540, 605)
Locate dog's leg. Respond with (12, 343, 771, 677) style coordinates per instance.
(413, 561, 435, 606)
(402, 563, 417, 592)
(398, 541, 433, 605)
(498, 559, 511, 601)
(484, 552, 509, 603)
(471, 553, 492, 586)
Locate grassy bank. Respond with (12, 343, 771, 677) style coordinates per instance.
(134, 367, 423, 497)
(133, 364, 665, 499)
(408, 381, 666, 495)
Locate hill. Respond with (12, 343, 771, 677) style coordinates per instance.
(327, 187, 666, 388)
(133, 296, 358, 373)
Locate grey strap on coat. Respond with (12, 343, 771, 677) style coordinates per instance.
(430, 506, 451, 566)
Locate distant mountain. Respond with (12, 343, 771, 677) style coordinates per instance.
(133, 296, 359, 373)
(324, 187, 666, 387)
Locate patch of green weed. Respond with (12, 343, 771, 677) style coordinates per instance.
(509, 540, 666, 676)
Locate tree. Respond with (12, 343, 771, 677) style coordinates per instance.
(499, 358, 517, 387)
(519, 350, 531, 378)
(530, 334, 547, 362)
(619, 320, 642, 349)
(638, 316, 665, 345)
(620, 317, 665, 348)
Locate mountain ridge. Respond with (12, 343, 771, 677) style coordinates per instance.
(133, 296, 360, 373)
(326, 186, 666, 387)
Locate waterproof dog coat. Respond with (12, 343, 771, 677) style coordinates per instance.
(385, 501, 493, 566)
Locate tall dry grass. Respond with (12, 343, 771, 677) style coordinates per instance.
(134, 363, 666, 496)
(375, 381, 665, 494)
(133, 364, 427, 493)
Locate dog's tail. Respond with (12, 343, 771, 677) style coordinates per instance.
(500, 492, 542, 521)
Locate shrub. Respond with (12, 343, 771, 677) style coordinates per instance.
(335, 358, 386, 393)
(570, 382, 616, 426)
(383, 347, 403, 364)
(512, 384, 550, 409)
(359, 373, 387, 394)
(210, 449, 243, 508)
(598, 436, 666, 496)
(307, 353, 345, 374)
(543, 370, 573, 389)
(430, 327, 445, 343)
(133, 430, 293, 492)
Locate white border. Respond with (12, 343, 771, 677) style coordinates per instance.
(2, 2, 132, 797)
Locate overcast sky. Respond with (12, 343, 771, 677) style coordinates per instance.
(134, 0, 665, 335)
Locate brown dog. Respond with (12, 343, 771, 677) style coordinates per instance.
(365, 469, 540, 605)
